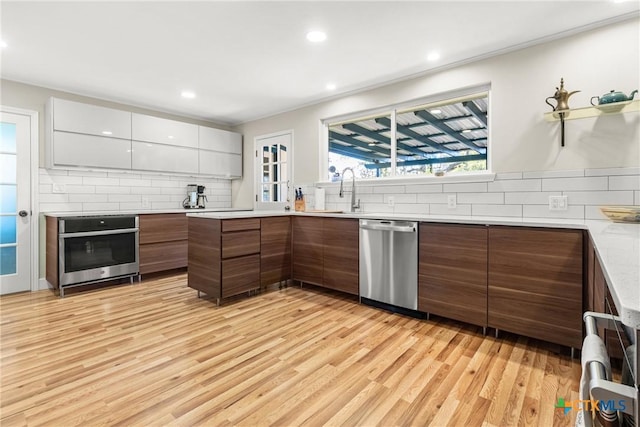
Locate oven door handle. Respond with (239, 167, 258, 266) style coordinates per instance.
(59, 228, 139, 238)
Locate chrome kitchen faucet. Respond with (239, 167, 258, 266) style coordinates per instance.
(339, 167, 360, 212)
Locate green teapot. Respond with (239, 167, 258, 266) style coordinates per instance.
(591, 89, 638, 106)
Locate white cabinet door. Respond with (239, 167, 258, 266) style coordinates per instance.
(53, 132, 132, 169)
(52, 98, 131, 139)
(132, 141, 198, 173)
(199, 150, 242, 178)
(199, 126, 242, 154)
(132, 113, 198, 148)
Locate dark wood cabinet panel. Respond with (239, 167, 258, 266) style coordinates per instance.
(488, 226, 583, 348)
(222, 255, 261, 297)
(292, 217, 323, 286)
(322, 218, 359, 295)
(139, 213, 189, 275)
(221, 230, 260, 259)
(45, 216, 59, 288)
(187, 217, 221, 297)
(222, 218, 260, 232)
(140, 240, 188, 275)
(419, 223, 487, 327)
(139, 214, 187, 244)
(261, 217, 291, 286)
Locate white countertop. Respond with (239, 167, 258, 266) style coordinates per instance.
(43, 208, 251, 218)
(189, 209, 640, 329)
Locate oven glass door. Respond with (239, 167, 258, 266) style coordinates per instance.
(62, 232, 137, 273)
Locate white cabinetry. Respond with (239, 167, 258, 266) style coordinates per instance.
(131, 141, 198, 174)
(46, 98, 132, 170)
(198, 126, 242, 178)
(132, 113, 199, 148)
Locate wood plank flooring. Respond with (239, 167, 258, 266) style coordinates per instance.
(1, 273, 581, 426)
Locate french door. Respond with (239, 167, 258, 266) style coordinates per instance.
(0, 109, 35, 294)
(254, 131, 292, 210)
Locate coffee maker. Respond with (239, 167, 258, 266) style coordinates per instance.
(196, 185, 207, 208)
(183, 184, 199, 209)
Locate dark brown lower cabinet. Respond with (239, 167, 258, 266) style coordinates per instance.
(291, 216, 358, 296)
(260, 216, 291, 286)
(488, 226, 583, 349)
(419, 223, 487, 328)
(187, 217, 261, 302)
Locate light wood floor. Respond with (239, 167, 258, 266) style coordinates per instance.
(1, 273, 581, 426)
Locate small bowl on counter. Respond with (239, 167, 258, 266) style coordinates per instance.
(600, 206, 640, 223)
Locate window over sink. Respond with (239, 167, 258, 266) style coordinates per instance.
(323, 86, 489, 181)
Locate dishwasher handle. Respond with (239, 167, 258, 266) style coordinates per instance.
(360, 222, 416, 233)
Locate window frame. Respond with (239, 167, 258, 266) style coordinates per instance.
(320, 84, 492, 183)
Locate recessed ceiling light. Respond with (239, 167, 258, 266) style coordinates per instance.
(306, 31, 327, 43)
(326, 83, 336, 91)
(181, 91, 196, 99)
(430, 109, 441, 114)
(167, 135, 174, 139)
(427, 51, 440, 61)
(101, 130, 112, 135)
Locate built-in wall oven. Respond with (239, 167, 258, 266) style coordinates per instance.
(58, 215, 139, 296)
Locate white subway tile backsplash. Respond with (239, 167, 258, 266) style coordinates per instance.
(395, 204, 429, 214)
(69, 170, 107, 177)
(83, 176, 120, 186)
(95, 186, 131, 194)
(487, 179, 541, 192)
(635, 191, 640, 205)
(39, 175, 83, 185)
(541, 177, 608, 191)
(83, 203, 120, 211)
(585, 206, 609, 220)
(416, 193, 449, 204)
(68, 194, 108, 203)
(65, 185, 96, 194)
(404, 183, 443, 193)
(40, 203, 83, 213)
(151, 179, 183, 188)
(523, 169, 584, 179)
(107, 194, 143, 203)
(119, 202, 146, 210)
(39, 184, 52, 194)
(564, 191, 634, 205)
(372, 185, 406, 194)
(585, 167, 640, 177)
(504, 191, 561, 205)
(442, 182, 487, 193)
(130, 187, 164, 195)
(457, 192, 504, 204)
(362, 203, 394, 213)
(523, 205, 585, 219)
(494, 172, 523, 180)
(384, 194, 416, 204)
(107, 172, 142, 179)
(472, 204, 522, 217)
(609, 175, 640, 191)
(119, 178, 152, 187)
(429, 204, 472, 216)
(39, 194, 69, 203)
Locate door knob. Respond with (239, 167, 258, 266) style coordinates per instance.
(18, 210, 29, 217)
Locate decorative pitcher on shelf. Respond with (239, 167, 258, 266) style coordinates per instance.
(545, 78, 580, 111)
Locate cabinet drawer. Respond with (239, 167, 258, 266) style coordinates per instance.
(53, 98, 131, 139)
(132, 113, 199, 148)
(139, 214, 187, 244)
(53, 132, 132, 170)
(222, 230, 260, 258)
(222, 218, 260, 232)
(222, 254, 260, 298)
(140, 240, 188, 274)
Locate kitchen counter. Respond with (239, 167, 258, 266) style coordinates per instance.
(188, 209, 640, 329)
(42, 208, 251, 217)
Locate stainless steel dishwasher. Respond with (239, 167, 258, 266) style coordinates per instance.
(359, 219, 418, 310)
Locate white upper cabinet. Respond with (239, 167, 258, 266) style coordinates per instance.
(131, 141, 198, 174)
(53, 133, 132, 170)
(52, 98, 131, 139)
(132, 113, 199, 148)
(199, 150, 242, 178)
(199, 126, 242, 154)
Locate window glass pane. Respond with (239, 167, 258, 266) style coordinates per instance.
(0, 246, 17, 275)
(0, 185, 17, 213)
(327, 113, 392, 181)
(395, 95, 488, 177)
(279, 144, 287, 163)
(280, 162, 288, 182)
(0, 123, 17, 153)
(261, 184, 271, 202)
(1, 153, 17, 183)
(0, 216, 17, 244)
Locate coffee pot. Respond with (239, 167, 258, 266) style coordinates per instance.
(196, 185, 207, 208)
(545, 78, 580, 111)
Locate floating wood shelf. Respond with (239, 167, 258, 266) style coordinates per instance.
(544, 99, 640, 122)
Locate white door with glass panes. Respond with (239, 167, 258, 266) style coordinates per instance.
(254, 131, 292, 210)
(0, 111, 33, 294)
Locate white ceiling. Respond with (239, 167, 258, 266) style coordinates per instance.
(1, 1, 639, 126)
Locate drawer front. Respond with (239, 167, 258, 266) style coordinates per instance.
(140, 240, 188, 274)
(222, 255, 260, 297)
(222, 230, 260, 258)
(139, 214, 187, 244)
(222, 218, 261, 232)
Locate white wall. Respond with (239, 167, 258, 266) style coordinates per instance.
(233, 18, 640, 208)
